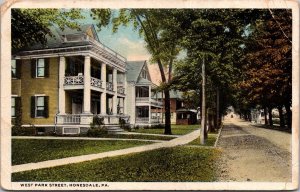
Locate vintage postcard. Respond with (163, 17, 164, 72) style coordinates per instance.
(0, 0, 299, 190)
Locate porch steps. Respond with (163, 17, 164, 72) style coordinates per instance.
(106, 125, 124, 134)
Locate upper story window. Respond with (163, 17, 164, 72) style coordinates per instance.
(31, 58, 49, 78)
(11, 59, 21, 79)
(36, 59, 45, 77)
(141, 69, 147, 79)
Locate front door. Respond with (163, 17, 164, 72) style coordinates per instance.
(72, 103, 82, 114)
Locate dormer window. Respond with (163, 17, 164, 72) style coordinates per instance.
(63, 34, 86, 42)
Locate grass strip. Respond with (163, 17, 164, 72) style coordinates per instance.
(187, 134, 217, 146)
(12, 146, 221, 182)
(132, 124, 199, 135)
(12, 139, 152, 165)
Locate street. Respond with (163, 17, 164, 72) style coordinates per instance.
(217, 117, 292, 182)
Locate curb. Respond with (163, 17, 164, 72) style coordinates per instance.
(214, 123, 224, 147)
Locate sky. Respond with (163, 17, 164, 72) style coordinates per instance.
(80, 9, 151, 61)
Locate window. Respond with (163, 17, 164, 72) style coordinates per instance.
(31, 96, 49, 118)
(11, 59, 21, 79)
(11, 60, 16, 78)
(31, 58, 49, 78)
(36, 59, 45, 77)
(11, 97, 16, 117)
(11, 96, 21, 118)
(141, 69, 147, 79)
(36, 96, 45, 116)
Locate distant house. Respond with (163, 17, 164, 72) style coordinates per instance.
(126, 61, 163, 127)
(176, 109, 197, 125)
(154, 90, 196, 125)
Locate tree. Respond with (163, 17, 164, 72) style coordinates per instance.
(12, 8, 84, 53)
(237, 9, 292, 129)
(93, 9, 183, 134)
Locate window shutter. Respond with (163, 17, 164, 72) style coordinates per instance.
(15, 97, 22, 124)
(44, 58, 50, 77)
(31, 96, 35, 118)
(15, 97, 21, 114)
(44, 96, 49, 118)
(31, 59, 36, 78)
(16, 60, 22, 79)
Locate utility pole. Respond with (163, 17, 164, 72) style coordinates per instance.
(200, 56, 206, 145)
(217, 87, 220, 127)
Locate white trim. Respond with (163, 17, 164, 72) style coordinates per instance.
(22, 124, 55, 127)
(62, 127, 80, 135)
(34, 94, 46, 96)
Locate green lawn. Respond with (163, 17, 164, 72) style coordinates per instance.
(12, 146, 221, 182)
(132, 124, 199, 135)
(187, 133, 218, 146)
(12, 139, 152, 165)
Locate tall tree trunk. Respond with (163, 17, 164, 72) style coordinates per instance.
(213, 110, 218, 131)
(284, 103, 292, 129)
(216, 88, 220, 127)
(164, 89, 172, 134)
(278, 106, 285, 128)
(268, 107, 273, 126)
(264, 107, 268, 125)
(200, 57, 207, 144)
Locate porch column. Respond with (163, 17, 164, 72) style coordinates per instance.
(148, 85, 151, 124)
(101, 63, 106, 114)
(123, 72, 127, 114)
(112, 68, 117, 114)
(83, 56, 91, 114)
(58, 56, 65, 114)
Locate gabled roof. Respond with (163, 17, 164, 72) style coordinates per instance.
(22, 24, 100, 51)
(126, 60, 147, 83)
(156, 90, 183, 99)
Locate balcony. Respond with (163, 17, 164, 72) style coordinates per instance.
(117, 82, 125, 95)
(91, 77, 103, 89)
(106, 82, 114, 92)
(64, 76, 103, 89)
(64, 76, 84, 85)
(136, 97, 163, 107)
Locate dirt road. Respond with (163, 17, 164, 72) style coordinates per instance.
(217, 117, 292, 182)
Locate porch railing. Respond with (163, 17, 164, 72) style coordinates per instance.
(56, 114, 81, 124)
(106, 82, 114, 91)
(91, 77, 103, 89)
(136, 117, 149, 123)
(117, 86, 125, 94)
(136, 97, 163, 106)
(136, 117, 161, 123)
(64, 76, 84, 85)
(136, 97, 149, 102)
(151, 99, 163, 106)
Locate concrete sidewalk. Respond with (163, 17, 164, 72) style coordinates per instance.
(12, 136, 168, 143)
(12, 129, 200, 173)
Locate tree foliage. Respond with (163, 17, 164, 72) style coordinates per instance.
(12, 8, 84, 52)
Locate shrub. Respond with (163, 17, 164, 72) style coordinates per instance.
(87, 116, 107, 137)
(12, 124, 36, 136)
